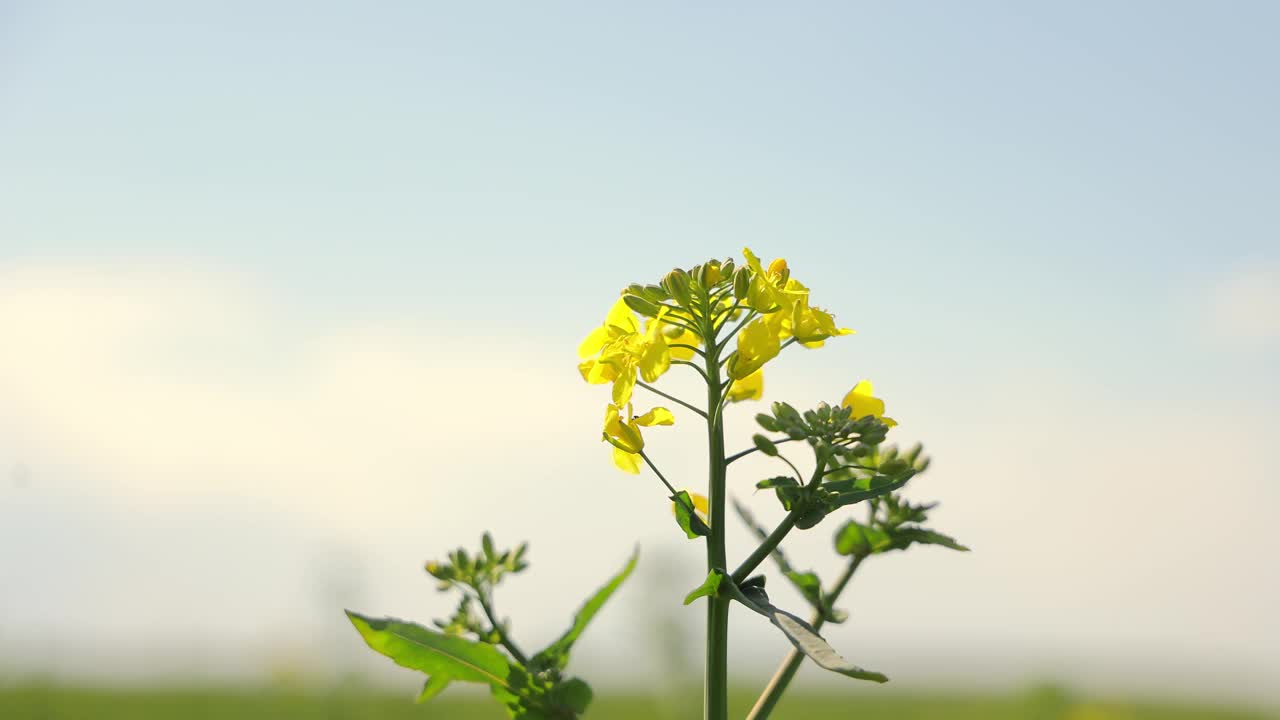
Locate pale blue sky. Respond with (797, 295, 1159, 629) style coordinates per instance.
(1, 0, 1278, 702)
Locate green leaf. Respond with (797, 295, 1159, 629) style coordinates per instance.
(756, 476, 798, 490)
(892, 526, 970, 552)
(671, 491, 711, 539)
(720, 582, 888, 683)
(683, 569, 725, 605)
(532, 547, 639, 671)
(416, 674, 451, 703)
(784, 570, 823, 608)
(830, 472, 914, 508)
(550, 677, 594, 714)
(346, 611, 516, 698)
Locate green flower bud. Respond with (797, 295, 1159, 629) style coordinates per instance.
(661, 268, 693, 305)
(733, 267, 751, 300)
(752, 434, 779, 457)
(623, 293, 662, 318)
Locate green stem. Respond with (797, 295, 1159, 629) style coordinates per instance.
(746, 555, 865, 720)
(703, 307, 730, 720)
(730, 510, 799, 585)
(475, 590, 530, 667)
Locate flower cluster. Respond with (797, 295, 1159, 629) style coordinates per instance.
(577, 248, 863, 473)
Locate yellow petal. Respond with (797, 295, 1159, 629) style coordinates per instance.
(841, 380, 889, 421)
(604, 297, 639, 334)
(612, 446, 642, 474)
(729, 318, 781, 379)
(577, 325, 611, 360)
(726, 368, 764, 402)
(689, 492, 710, 519)
(634, 407, 676, 426)
(611, 365, 636, 405)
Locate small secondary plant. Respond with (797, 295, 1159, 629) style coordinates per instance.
(347, 249, 967, 719)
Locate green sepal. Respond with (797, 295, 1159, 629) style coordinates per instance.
(671, 491, 711, 539)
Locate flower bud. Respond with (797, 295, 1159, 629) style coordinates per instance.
(700, 260, 722, 287)
(661, 268, 693, 305)
(623, 293, 662, 318)
(733, 267, 751, 300)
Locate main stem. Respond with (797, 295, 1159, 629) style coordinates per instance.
(746, 555, 865, 720)
(703, 319, 730, 720)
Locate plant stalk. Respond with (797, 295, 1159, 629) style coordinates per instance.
(703, 314, 730, 720)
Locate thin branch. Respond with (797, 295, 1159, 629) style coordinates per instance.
(724, 437, 794, 465)
(669, 342, 706, 357)
(636, 381, 707, 419)
(640, 450, 680, 498)
(672, 359, 709, 381)
(730, 509, 799, 585)
(474, 591, 530, 667)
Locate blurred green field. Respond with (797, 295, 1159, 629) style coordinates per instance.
(0, 685, 1273, 720)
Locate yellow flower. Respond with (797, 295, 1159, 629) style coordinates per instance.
(579, 301, 674, 405)
(727, 317, 780, 380)
(841, 380, 897, 427)
(603, 403, 675, 473)
(726, 368, 764, 402)
(741, 247, 792, 313)
(577, 297, 639, 359)
(789, 293, 854, 347)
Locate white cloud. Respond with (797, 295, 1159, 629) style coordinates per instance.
(0, 261, 590, 528)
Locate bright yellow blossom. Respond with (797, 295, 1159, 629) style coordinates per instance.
(579, 301, 675, 405)
(727, 318, 780, 380)
(726, 368, 764, 402)
(603, 403, 676, 473)
(789, 294, 854, 348)
(841, 380, 897, 427)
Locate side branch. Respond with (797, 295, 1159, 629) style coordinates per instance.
(724, 437, 794, 465)
(637, 381, 708, 419)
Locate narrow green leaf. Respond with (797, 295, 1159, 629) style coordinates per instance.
(830, 473, 914, 508)
(532, 547, 639, 671)
(892, 526, 971, 552)
(671, 491, 710, 539)
(721, 581, 888, 683)
(346, 611, 515, 695)
(756, 476, 798, 490)
(683, 569, 725, 605)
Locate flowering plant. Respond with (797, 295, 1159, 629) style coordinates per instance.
(348, 249, 967, 719)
